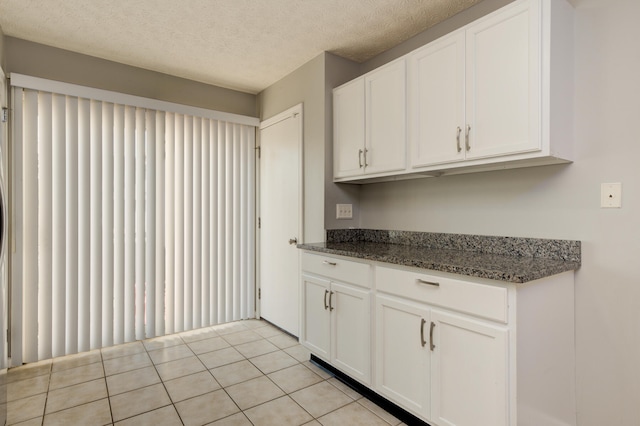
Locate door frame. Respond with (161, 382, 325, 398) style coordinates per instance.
(256, 103, 304, 321)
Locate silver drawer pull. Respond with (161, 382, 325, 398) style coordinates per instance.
(465, 124, 471, 151)
(416, 278, 440, 287)
(323, 260, 337, 266)
(430, 321, 436, 351)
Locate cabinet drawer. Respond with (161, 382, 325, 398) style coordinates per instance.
(302, 252, 371, 288)
(376, 266, 507, 323)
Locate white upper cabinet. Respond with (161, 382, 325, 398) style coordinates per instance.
(333, 78, 365, 178)
(409, 32, 466, 167)
(337, 0, 573, 182)
(334, 59, 407, 180)
(411, 1, 541, 169)
(365, 60, 407, 175)
(464, 0, 540, 160)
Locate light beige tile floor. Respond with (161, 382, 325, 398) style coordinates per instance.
(5, 319, 407, 425)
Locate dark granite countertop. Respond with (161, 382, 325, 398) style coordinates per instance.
(298, 237, 581, 284)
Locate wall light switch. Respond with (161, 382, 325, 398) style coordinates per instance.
(601, 183, 622, 208)
(336, 204, 353, 219)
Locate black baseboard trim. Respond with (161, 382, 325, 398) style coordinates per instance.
(310, 354, 431, 426)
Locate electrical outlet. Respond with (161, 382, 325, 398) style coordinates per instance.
(336, 204, 353, 219)
(601, 183, 622, 208)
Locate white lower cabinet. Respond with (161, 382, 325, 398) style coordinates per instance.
(301, 252, 576, 426)
(430, 310, 508, 426)
(375, 296, 508, 426)
(301, 274, 331, 360)
(300, 253, 372, 385)
(375, 294, 431, 419)
(330, 281, 371, 383)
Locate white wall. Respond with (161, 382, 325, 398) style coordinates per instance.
(356, 0, 640, 423)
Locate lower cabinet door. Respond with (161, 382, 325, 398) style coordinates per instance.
(300, 273, 331, 360)
(375, 294, 431, 419)
(331, 281, 371, 385)
(430, 309, 509, 426)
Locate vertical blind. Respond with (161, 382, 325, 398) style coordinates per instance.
(11, 83, 256, 363)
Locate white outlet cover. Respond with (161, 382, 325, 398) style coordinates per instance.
(336, 203, 353, 219)
(601, 183, 622, 208)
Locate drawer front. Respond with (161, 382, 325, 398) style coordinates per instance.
(376, 266, 508, 323)
(302, 252, 371, 288)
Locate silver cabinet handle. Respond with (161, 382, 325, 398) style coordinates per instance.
(430, 321, 436, 351)
(329, 291, 334, 311)
(363, 148, 369, 167)
(420, 318, 427, 347)
(288, 238, 298, 245)
(323, 260, 337, 266)
(324, 289, 329, 310)
(358, 149, 364, 168)
(416, 278, 440, 287)
(465, 124, 471, 151)
(456, 126, 462, 153)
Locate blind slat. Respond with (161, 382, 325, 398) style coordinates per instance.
(65, 96, 79, 355)
(124, 106, 136, 343)
(146, 110, 157, 338)
(77, 98, 91, 353)
(217, 123, 226, 324)
(52, 94, 67, 357)
(135, 108, 146, 340)
(200, 119, 210, 326)
(38, 92, 53, 360)
(102, 103, 114, 348)
(192, 117, 202, 330)
(174, 115, 184, 333)
(22, 90, 39, 363)
(155, 111, 165, 337)
(113, 104, 125, 345)
(89, 100, 103, 350)
(164, 113, 175, 336)
(183, 116, 193, 331)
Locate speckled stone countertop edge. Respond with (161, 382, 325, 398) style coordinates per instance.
(298, 240, 580, 284)
(325, 229, 581, 263)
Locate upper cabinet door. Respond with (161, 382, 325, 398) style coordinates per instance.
(365, 59, 407, 175)
(465, 0, 541, 160)
(333, 78, 365, 179)
(410, 31, 466, 168)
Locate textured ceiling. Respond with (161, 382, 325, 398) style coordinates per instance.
(0, 0, 482, 94)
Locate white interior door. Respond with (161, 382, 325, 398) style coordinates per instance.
(259, 104, 302, 336)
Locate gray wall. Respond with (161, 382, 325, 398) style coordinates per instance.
(361, 0, 514, 74)
(323, 54, 361, 230)
(0, 27, 5, 71)
(4, 37, 257, 117)
(257, 53, 326, 243)
(257, 52, 360, 242)
(354, 0, 639, 424)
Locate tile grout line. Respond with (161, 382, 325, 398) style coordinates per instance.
(99, 349, 115, 426)
(40, 361, 53, 426)
(142, 331, 189, 426)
